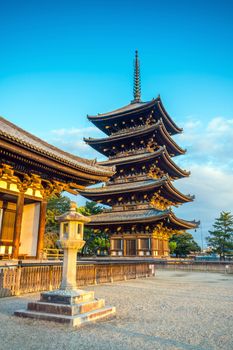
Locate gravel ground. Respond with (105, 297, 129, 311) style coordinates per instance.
(0, 270, 232, 350)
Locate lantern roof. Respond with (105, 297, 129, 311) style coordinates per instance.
(56, 202, 90, 223)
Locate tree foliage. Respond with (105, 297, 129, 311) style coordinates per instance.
(44, 195, 71, 248)
(77, 202, 110, 256)
(169, 232, 201, 257)
(168, 241, 177, 255)
(44, 196, 109, 255)
(206, 211, 233, 260)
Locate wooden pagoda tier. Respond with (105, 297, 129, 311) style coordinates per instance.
(86, 96, 182, 136)
(84, 119, 185, 158)
(99, 146, 190, 181)
(79, 177, 194, 209)
(0, 116, 114, 259)
(82, 53, 198, 258)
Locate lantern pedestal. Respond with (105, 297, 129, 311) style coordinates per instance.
(15, 289, 116, 327)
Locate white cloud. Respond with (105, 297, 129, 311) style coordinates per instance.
(174, 115, 233, 246)
(175, 115, 233, 170)
(44, 126, 106, 160)
(51, 126, 97, 136)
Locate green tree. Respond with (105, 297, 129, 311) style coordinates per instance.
(77, 201, 103, 216)
(206, 211, 233, 260)
(169, 232, 201, 258)
(44, 195, 71, 248)
(78, 201, 110, 256)
(169, 241, 177, 255)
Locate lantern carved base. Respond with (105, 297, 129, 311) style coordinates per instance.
(14, 289, 116, 327)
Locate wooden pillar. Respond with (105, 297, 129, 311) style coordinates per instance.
(123, 238, 126, 256)
(151, 237, 158, 257)
(151, 237, 155, 257)
(36, 200, 47, 259)
(12, 192, 24, 259)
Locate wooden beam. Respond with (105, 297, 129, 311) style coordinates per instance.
(12, 192, 24, 259)
(36, 200, 47, 259)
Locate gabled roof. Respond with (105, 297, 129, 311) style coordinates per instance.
(0, 116, 115, 180)
(87, 97, 182, 136)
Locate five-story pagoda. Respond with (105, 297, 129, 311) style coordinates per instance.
(80, 51, 199, 257)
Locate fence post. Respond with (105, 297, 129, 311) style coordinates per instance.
(15, 265, 22, 296)
(94, 266, 97, 285)
(49, 265, 53, 291)
(110, 266, 114, 283)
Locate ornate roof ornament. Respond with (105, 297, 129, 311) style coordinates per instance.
(132, 50, 141, 103)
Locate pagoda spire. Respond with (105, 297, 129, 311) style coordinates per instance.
(132, 50, 141, 103)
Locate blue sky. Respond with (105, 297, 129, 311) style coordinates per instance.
(1, 0, 233, 246)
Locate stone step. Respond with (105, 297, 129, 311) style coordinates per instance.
(14, 306, 116, 327)
(40, 289, 95, 305)
(27, 298, 105, 316)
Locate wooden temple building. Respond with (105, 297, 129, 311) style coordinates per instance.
(81, 51, 199, 258)
(0, 117, 114, 259)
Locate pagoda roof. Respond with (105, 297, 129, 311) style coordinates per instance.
(87, 97, 182, 136)
(86, 208, 199, 230)
(80, 177, 193, 204)
(99, 146, 190, 179)
(0, 116, 115, 183)
(84, 120, 185, 157)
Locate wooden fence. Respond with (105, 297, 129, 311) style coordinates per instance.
(0, 262, 155, 298)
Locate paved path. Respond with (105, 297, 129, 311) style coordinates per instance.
(0, 271, 232, 350)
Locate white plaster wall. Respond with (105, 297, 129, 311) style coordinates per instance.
(19, 203, 40, 257)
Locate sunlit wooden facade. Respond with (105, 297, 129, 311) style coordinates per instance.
(0, 117, 114, 259)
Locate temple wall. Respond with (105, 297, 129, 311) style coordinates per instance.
(19, 203, 40, 257)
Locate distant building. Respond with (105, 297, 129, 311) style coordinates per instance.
(81, 51, 199, 258)
(0, 117, 114, 259)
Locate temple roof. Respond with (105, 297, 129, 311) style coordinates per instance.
(80, 177, 193, 204)
(86, 208, 199, 230)
(0, 116, 115, 180)
(99, 146, 190, 178)
(87, 97, 182, 136)
(91, 102, 147, 117)
(84, 120, 185, 157)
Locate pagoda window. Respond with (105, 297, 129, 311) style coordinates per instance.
(112, 239, 122, 250)
(140, 239, 150, 250)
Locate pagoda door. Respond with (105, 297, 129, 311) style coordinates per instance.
(125, 239, 136, 256)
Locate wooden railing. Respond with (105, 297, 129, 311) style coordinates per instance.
(43, 248, 63, 260)
(0, 261, 155, 298)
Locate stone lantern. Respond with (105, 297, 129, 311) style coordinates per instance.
(15, 202, 116, 327)
(56, 201, 89, 290)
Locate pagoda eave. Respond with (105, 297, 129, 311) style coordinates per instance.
(168, 213, 200, 230)
(86, 209, 198, 231)
(87, 98, 182, 136)
(86, 209, 169, 225)
(99, 147, 190, 179)
(80, 177, 193, 205)
(84, 120, 185, 157)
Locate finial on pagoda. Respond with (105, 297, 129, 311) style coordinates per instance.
(132, 50, 141, 103)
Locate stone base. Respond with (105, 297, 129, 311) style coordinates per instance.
(14, 289, 116, 327)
